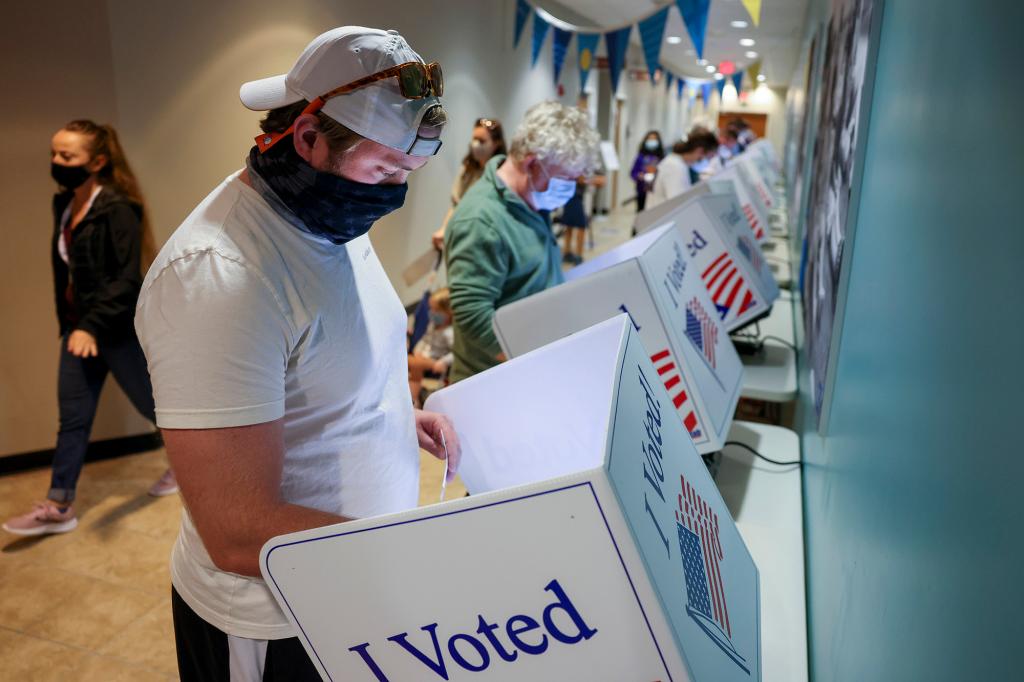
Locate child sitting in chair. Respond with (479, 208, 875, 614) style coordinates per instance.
(409, 288, 454, 406)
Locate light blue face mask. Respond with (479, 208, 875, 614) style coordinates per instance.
(429, 311, 448, 326)
(690, 157, 711, 174)
(529, 163, 577, 212)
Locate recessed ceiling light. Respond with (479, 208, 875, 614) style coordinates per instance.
(697, 59, 709, 66)
(714, 73, 725, 80)
(739, 38, 756, 47)
(745, 51, 759, 59)
(666, 35, 683, 45)
(705, 65, 717, 73)
(731, 20, 749, 28)
(757, 74, 767, 82)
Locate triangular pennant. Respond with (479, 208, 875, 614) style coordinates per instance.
(514, 0, 531, 48)
(604, 25, 632, 95)
(531, 12, 550, 66)
(677, 77, 686, 100)
(577, 33, 600, 92)
(638, 7, 670, 81)
(748, 60, 762, 86)
(676, 0, 711, 60)
(701, 81, 713, 106)
(732, 71, 744, 93)
(552, 27, 573, 84)
(741, 0, 762, 27)
(715, 78, 727, 99)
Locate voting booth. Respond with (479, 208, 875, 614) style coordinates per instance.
(672, 194, 779, 332)
(260, 317, 761, 681)
(734, 157, 777, 218)
(633, 183, 711, 235)
(709, 165, 770, 244)
(493, 224, 743, 454)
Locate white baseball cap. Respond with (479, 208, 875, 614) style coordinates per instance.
(240, 26, 444, 156)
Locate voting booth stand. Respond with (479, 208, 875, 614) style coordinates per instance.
(260, 317, 761, 682)
(494, 223, 743, 454)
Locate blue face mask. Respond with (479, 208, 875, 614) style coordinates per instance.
(247, 142, 407, 245)
(529, 163, 577, 212)
(690, 157, 711, 174)
(429, 311, 448, 326)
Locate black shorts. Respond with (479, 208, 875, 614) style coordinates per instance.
(171, 587, 321, 681)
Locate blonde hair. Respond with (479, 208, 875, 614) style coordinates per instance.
(508, 101, 599, 176)
(429, 288, 451, 314)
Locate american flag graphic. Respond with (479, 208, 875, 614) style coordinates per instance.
(741, 203, 765, 240)
(685, 297, 718, 370)
(676, 473, 750, 673)
(650, 348, 701, 439)
(701, 252, 758, 321)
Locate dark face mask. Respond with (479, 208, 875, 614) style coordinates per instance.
(51, 162, 91, 190)
(246, 142, 407, 246)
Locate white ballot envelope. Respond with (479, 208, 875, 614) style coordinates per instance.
(493, 224, 742, 454)
(260, 316, 761, 682)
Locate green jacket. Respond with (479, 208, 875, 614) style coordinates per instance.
(444, 155, 564, 383)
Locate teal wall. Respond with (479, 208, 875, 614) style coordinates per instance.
(798, 2, 1024, 680)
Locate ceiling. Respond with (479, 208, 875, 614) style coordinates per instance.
(537, 0, 809, 86)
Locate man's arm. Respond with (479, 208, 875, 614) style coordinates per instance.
(163, 420, 345, 577)
(445, 219, 508, 361)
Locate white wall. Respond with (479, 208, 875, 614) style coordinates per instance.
(103, 0, 584, 305)
(0, 3, 152, 456)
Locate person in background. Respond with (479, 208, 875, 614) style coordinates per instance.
(559, 173, 605, 265)
(732, 117, 756, 149)
(408, 288, 454, 406)
(3, 121, 175, 537)
(709, 122, 744, 172)
(134, 27, 459, 679)
(648, 126, 719, 207)
(629, 130, 664, 213)
(431, 117, 506, 250)
(445, 101, 599, 383)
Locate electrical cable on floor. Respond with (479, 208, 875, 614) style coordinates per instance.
(758, 334, 797, 351)
(723, 440, 802, 467)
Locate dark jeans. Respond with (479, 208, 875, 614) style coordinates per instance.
(49, 333, 156, 503)
(636, 185, 648, 212)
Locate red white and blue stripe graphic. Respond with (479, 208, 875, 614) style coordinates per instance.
(650, 348, 700, 438)
(676, 473, 731, 639)
(701, 252, 757, 321)
(685, 296, 718, 370)
(741, 203, 765, 240)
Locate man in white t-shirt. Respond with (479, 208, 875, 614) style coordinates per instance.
(135, 27, 460, 681)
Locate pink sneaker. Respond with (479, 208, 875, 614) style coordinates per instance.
(2, 502, 78, 536)
(148, 468, 179, 497)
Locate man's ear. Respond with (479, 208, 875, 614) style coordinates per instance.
(291, 114, 321, 164)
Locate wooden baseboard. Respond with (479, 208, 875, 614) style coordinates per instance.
(0, 432, 163, 476)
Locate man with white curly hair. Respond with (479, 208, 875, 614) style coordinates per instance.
(444, 101, 599, 382)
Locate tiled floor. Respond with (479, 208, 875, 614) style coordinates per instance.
(0, 208, 636, 680)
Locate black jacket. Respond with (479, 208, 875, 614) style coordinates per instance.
(51, 188, 145, 341)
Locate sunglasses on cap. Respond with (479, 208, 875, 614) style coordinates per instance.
(256, 61, 444, 153)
